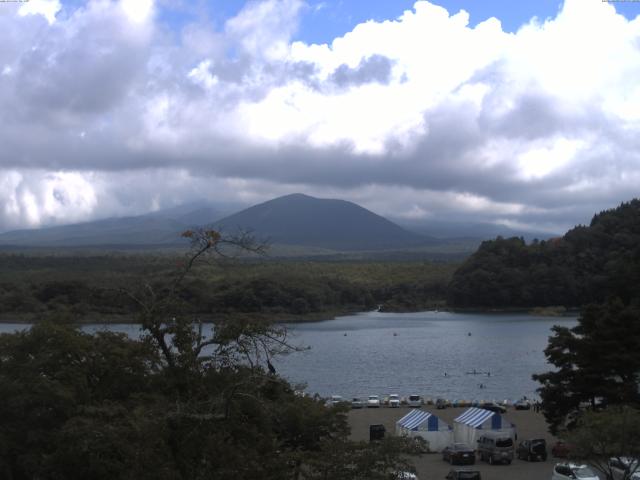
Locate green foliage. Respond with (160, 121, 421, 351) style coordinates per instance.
(564, 406, 640, 480)
(0, 256, 456, 322)
(449, 199, 640, 308)
(533, 299, 640, 434)
(0, 320, 418, 479)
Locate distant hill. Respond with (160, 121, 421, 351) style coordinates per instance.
(0, 203, 225, 248)
(394, 218, 558, 242)
(214, 193, 435, 251)
(448, 199, 640, 308)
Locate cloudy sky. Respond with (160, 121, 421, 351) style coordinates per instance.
(1, 0, 639, 234)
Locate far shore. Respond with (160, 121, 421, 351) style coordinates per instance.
(0, 305, 580, 325)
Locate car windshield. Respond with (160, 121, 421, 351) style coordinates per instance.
(573, 467, 596, 478)
(369, 396, 378, 400)
(409, 395, 420, 401)
(390, 395, 399, 399)
(454, 444, 470, 450)
(495, 438, 513, 448)
(458, 472, 481, 480)
(531, 439, 546, 450)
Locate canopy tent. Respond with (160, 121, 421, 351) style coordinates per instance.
(453, 407, 516, 446)
(395, 409, 453, 452)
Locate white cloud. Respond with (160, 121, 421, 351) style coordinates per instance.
(18, 0, 61, 24)
(120, 0, 154, 24)
(1, 0, 640, 233)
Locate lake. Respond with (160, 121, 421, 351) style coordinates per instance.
(274, 310, 577, 401)
(0, 310, 577, 401)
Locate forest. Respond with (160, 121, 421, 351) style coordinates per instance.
(0, 254, 455, 323)
(448, 199, 640, 309)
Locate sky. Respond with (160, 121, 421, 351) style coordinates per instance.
(1, 0, 640, 234)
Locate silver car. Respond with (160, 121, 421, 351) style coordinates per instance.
(552, 463, 599, 480)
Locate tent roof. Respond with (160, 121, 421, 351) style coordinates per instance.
(397, 409, 434, 430)
(454, 407, 495, 428)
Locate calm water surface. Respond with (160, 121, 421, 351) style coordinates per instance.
(274, 311, 577, 401)
(0, 311, 576, 401)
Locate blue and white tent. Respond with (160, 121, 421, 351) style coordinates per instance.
(395, 409, 452, 452)
(453, 407, 516, 445)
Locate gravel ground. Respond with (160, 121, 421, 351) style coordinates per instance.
(348, 406, 569, 480)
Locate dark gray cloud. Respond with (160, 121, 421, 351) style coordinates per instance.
(329, 54, 394, 87)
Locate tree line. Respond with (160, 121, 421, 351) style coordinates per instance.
(448, 199, 640, 308)
(0, 256, 454, 323)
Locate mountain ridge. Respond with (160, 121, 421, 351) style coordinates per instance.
(212, 193, 435, 251)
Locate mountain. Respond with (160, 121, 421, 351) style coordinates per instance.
(213, 193, 435, 251)
(0, 203, 226, 248)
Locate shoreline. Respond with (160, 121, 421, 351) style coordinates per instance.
(0, 305, 580, 325)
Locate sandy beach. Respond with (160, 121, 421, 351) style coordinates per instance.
(348, 405, 564, 480)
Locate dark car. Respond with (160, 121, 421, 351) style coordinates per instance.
(514, 399, 531, 410)
(479, 402, 507, 414)
(516, 438, 547, 461)
(445, 469, 481, 480)
(551, 440, 572, 458)
(436, 398, 449, 409)
(442, 443, 476, 465)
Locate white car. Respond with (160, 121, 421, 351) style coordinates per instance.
(407, 394, 422, 407)
(392, 472, 418, 480)
(388, 394, 401, 408)
(367, 395, 381, 408)
(552, 463, 599, 480)
(328, 395, 343, 406)
(609, 457, 640, 480)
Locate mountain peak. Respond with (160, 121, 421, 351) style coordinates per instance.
(215, 194, 433, 251)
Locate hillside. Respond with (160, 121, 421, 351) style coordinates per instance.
(214, 193, 434, 251)
(0, 203, 224, 248)
(448, 199, 640, 308)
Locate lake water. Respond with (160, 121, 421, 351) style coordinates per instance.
(274, 311, 577, 401)
(0, 311, 577, 402)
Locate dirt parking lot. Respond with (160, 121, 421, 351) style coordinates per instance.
(348, 406, 572, 480)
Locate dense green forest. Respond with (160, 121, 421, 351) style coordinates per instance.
(0, 255, 455, 323)
(448, 199, 640, 308)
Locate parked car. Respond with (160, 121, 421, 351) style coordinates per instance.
(436, 398, 448, 409)
(442, 443, 476, 465)
(514, 399, 531, 410)
(367, 395, 381, 408)
(391, 471, 418, 479)
(445, 469, 481, 480)
(609, 457, 640, 480)
(351, 397, 364, 409)
(551, 440, 572, 458)
(407, 394, 422, 407)
(328, 395, 343, 406)
(388, 394, 401, 408)
(516, 438, 547, 461)
(477, 432, 514, 465)
(479, 402, 507, 414)
(551, 463, 599, 480)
